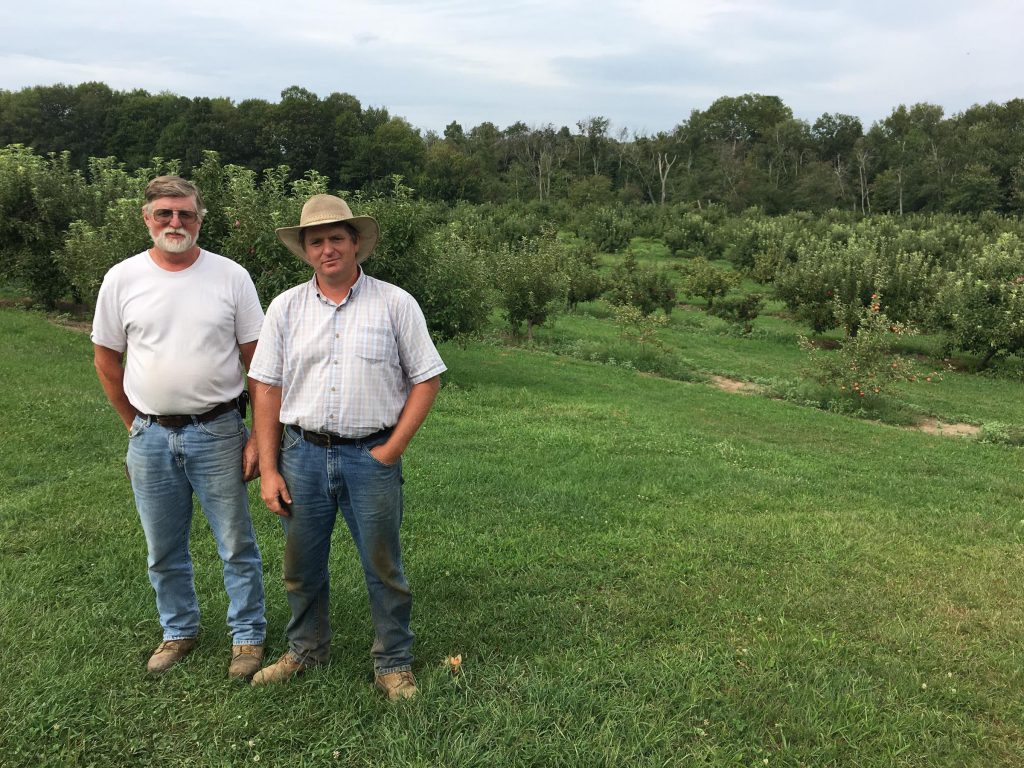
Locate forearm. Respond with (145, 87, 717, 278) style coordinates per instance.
(251, 380, 292, 515)
(93, 346, 136, 430)
(251, 381, 284, 475)
(245, 375, 261, 436)
(380, 376, 441, 458)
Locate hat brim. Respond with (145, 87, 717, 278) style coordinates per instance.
(276, 215, 379, 266)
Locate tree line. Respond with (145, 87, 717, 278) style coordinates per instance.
(2, 82, 1023, 214)
(3, 143, 1022, 369)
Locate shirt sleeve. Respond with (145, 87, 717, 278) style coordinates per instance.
(393, 292, 447, 384)
(247, 297, 284, 386)
(90, 269, 127, 352)
(234, 270, 265, 345)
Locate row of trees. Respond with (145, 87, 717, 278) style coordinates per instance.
(3, 144, 1022, 366)
(3, 83, 1024, 214)
(721, 212, 1024, 366)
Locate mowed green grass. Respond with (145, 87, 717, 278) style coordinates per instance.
(2, 307, 1023, 767)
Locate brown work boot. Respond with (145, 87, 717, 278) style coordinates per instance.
(250, 652, 308, 686)
(228, 644, 265, 681)
(374, 670, 418, 701)
(146, 638, 197, 675)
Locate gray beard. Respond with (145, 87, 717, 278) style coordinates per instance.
(153, 228, 196, 253)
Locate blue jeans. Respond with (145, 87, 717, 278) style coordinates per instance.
(278, 426, 412, 674)
(126, 411, 265, 645)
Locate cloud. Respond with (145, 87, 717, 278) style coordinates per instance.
(1, 0, 1021, 132)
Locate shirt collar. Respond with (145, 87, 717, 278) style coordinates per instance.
(312, 267, 365, 307)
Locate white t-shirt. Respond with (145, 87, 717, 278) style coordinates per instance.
(91, 249, 265, 415)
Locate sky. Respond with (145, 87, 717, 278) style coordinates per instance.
(2, 0, 1022, 136)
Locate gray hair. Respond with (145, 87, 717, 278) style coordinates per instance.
(144, 175, 207, 219)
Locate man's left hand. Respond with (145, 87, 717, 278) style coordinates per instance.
(242, 435, 261, 481)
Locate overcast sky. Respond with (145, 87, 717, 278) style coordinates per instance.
(3, 0, 1021, 136)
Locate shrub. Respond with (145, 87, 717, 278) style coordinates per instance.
(613, 302, 668, 348)
(0, 146, 87, 306)
(663, 212, 718, 257)
(491, 228, 569, 340)
(559, 241, 605, 310)
(605, 252, 677, 316)
(219, 164, 315, 302)
(576, 204, 635, 252)
(415, 227, 492, 341)
(932, 233, 1024, 367)
(55, 198, 151, 305)
(707, 292, 764, 334)
(679, 257, 740, 308)
(799, 295, 930, 400)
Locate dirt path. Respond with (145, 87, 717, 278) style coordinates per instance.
(708, 374, 980, 438)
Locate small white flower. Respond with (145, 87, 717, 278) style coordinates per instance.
(248, 740, 256, 748)
(253, 756, 260, 763)
(921, 683, 927, 690)
(951, 688, 957, 694)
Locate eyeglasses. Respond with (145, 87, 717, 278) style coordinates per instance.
(152, 209, 200, 225)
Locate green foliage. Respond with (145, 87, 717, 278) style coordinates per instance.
(447, 201, 546, 252)
(678, 256, 740, 308)
(414, 227, 491, 341)
(6, 135, 1024, 366)
(4, 83, 1024, 215)
(491, 228, 569, 339)
(724, 214, 810, 282)
(662, 211, 719, 257)
(800, 296, 926, 400)
(932, 233, 1024, 366)
(605, 252, 677, 316)
(218, 164, 315, 301)
(707, 292, 764, 334)
(575, 204, 635, 252)
(558, 240, 605, 310)
(612, 302, 669, 348)
(0, 145, 86, 306)
(55, 198, 150, 305)
(356, 176, 444, 291)
(774, 234, 942, 335)
(567, 174, 614, 207)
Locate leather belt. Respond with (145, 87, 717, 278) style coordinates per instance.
(290, 425, 391, 447)
(143, 399, 240, 429)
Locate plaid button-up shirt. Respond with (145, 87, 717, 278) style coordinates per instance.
(249, 271, 446, 437)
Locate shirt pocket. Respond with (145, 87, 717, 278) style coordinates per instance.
(355, 325, 397, 364)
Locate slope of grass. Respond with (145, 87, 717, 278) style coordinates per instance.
(2, 307, 1023, 767)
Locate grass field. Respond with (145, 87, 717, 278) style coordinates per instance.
(2, 303, 1023, 767)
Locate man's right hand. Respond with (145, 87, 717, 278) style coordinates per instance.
(260, 471, 293, 517)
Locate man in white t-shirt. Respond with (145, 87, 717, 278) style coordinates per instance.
(92, 175, 267, 680)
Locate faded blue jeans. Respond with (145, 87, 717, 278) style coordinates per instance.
(277, 425, 412, 674)
(126, 410, 266, 645)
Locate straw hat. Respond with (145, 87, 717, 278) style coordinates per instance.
(275, 194, 379, 265)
